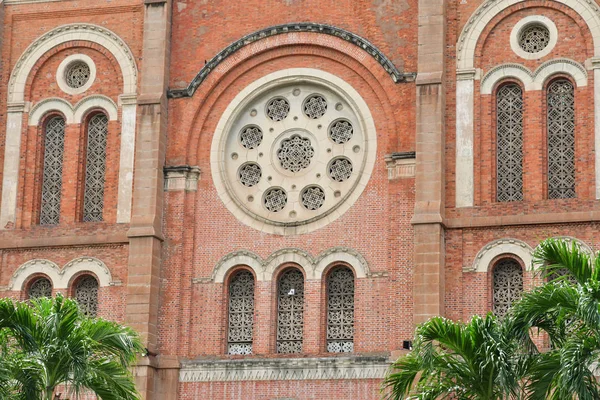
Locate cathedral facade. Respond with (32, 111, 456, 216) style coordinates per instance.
(0, 0, 597, 398)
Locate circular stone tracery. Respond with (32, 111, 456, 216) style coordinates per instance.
(212, 70, 376, 234)
(65, 61, 91, 89)
(518, 24, 550, 53)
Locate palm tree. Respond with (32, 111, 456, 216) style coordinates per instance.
(0, 294, 143, 400)
(382, 314, 524, 399)
(506, 238, 600, 400)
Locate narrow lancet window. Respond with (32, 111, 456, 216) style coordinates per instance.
(75, 276, 99, 317)
(40, 117, 66, 225)
(327, 267, 355, 353)
(276, 269, 304, 354)
(227, 270, 255, 355)
(496, 84, 524, 202)
(493, 259, 523, 318)
(83, 114, 108, 221)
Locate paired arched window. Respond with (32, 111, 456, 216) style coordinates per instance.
(496, 84, 524, 202)
(83, 114, 108, 222)
(227, 270, 255, 355)
(492, 259, 523, 318)
(495, 78, 577, 201)
(276, 269, 304, 354)
(74, 276, 99, 317)
(326, 267, 355, 353)
(547, 79, 575, 199)
(40, 116, 66, 225)
(28, 277, 53, 299)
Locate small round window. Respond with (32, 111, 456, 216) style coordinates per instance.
(518, 24, 550, 54)
(65, 61, 91, 89)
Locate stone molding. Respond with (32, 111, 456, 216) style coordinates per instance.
(164, 166, 201, 192)
(509, 15, 558, 60)
(385, 152, 416, 180)
(179, 356, 390, 382)
(480, 59, 588, 94)
(468, 238, 534, 273)
(28, 95, 119, 125)
(457, 0, 600, 70)
(168, 22, 412, 98)
(56, 54, 97, 95)
(6, 257, 114, 291)
(207, 247, 370, 283)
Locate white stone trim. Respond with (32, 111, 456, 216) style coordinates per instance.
(8, 23, 137, 103)
(457, 0, 600, 70)
(56, 54, 97, 95)
(7, 257, 113, 290)
(455, 78, 475, 207)
(179, 356, 390, 382)
(510, 16, 558, 60)
(480, 59, 588, 94)
(468, 239, 534, 273)
(28, 95, 118, 126)
(210, 68, 377, 235)
(117, 100, 137, 223)
(210, 247, 370, 283)
(164, 166, 202, 192)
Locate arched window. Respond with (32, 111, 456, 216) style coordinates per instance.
(496, 84, 523, 202)
(493, 259, 523, 318)
(547, 79, 575, 199)
(40, 116, 66, 225)
(227, 270, 255, 355)
(276, 268, 304, 354)
(74, 276, 99, 317)
(28, 277, 52, 299)
(326, 267, 355, 353)
(83, 114, 108, 222)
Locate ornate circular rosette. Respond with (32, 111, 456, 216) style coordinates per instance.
(211, 69, 376, 234)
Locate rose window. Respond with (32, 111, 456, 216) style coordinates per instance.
(65, 61, 91, 89)
(212, 73, 376, 234)
(518, 24, 550, 53)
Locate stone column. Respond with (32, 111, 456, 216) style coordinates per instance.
(412, 0, 446, 325)
(126, 0, 173, 398)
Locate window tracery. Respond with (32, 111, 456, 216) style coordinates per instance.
(28, 277, 52, 299)
(227, 270, 255, 355)
(83, 114, 108, 222)
(75, 276, 99, 317)
(518, 25, 550, 53)
(277, 269, 304, 354)
(547, 80, 575, 199)
(65, 61, 91, 89)
(496, 84, 523, 202)
(493, 259, 523, 318)
(327, 267, 355, 353)
(40, 116, 66, 225)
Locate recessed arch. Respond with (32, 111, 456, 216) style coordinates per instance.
(212, 251, 264, 283)
(9, 259, 61, 291)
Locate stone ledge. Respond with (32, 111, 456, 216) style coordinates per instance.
(179, 355, 390, 382)
(385, 152, 415, 180)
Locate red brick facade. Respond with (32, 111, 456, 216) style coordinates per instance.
(0, 0, 597, 398)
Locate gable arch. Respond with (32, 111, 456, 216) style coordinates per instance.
(9, 23, 137, 103)
(457, 0, 600, 70)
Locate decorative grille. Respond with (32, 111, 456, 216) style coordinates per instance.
(40, 117, 66, 225)
(266, 98, 290, 121)
(65, 62, 91, 89)
(493, 259, 523, 318)
(227, 270, 255, 355)
(277, 269, 304, 354)
(497, 84, 524, 202)
(328, 158, 353, 182)
(83, 114, 108, 222)
(28, 277, 52, 299)
(327, 268, 354, 353)
(239, 163, 262, 187)
(240, 126, 263, 149)
(518, 25, 550, 53)
(329, 120, 354, 144)
(303, 95, 327, 119)
(264, 188, 287, 212)
(547, 80, 575, 199)
(301, 186, 325, 210)
(75, 276, 99, 317)
(277, 135, 314, 172)
(548, 267, 578, 285)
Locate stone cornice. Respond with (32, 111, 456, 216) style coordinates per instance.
(168, 23, 414, 99)
(179, 356, 390, 382)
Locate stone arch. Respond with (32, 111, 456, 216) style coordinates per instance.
(28, 95, 118, 126)
(62, 257, 113, 288)
(481, 64, 533, 94)
(457, 0, 600, 70)
(212, 251, 264, 283)
(264, 249, 314, 280)
(9, 259, 61, 291)
(532, 58, 588, 90)
(314, 247, 369, 279)
(468, 239, 534, 273)
(9, 23, 137, 103)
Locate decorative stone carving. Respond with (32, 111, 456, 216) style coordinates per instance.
(468, 239, 533, 273)
(384, 152, 416, 180)
(164, 166, 201, 192)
